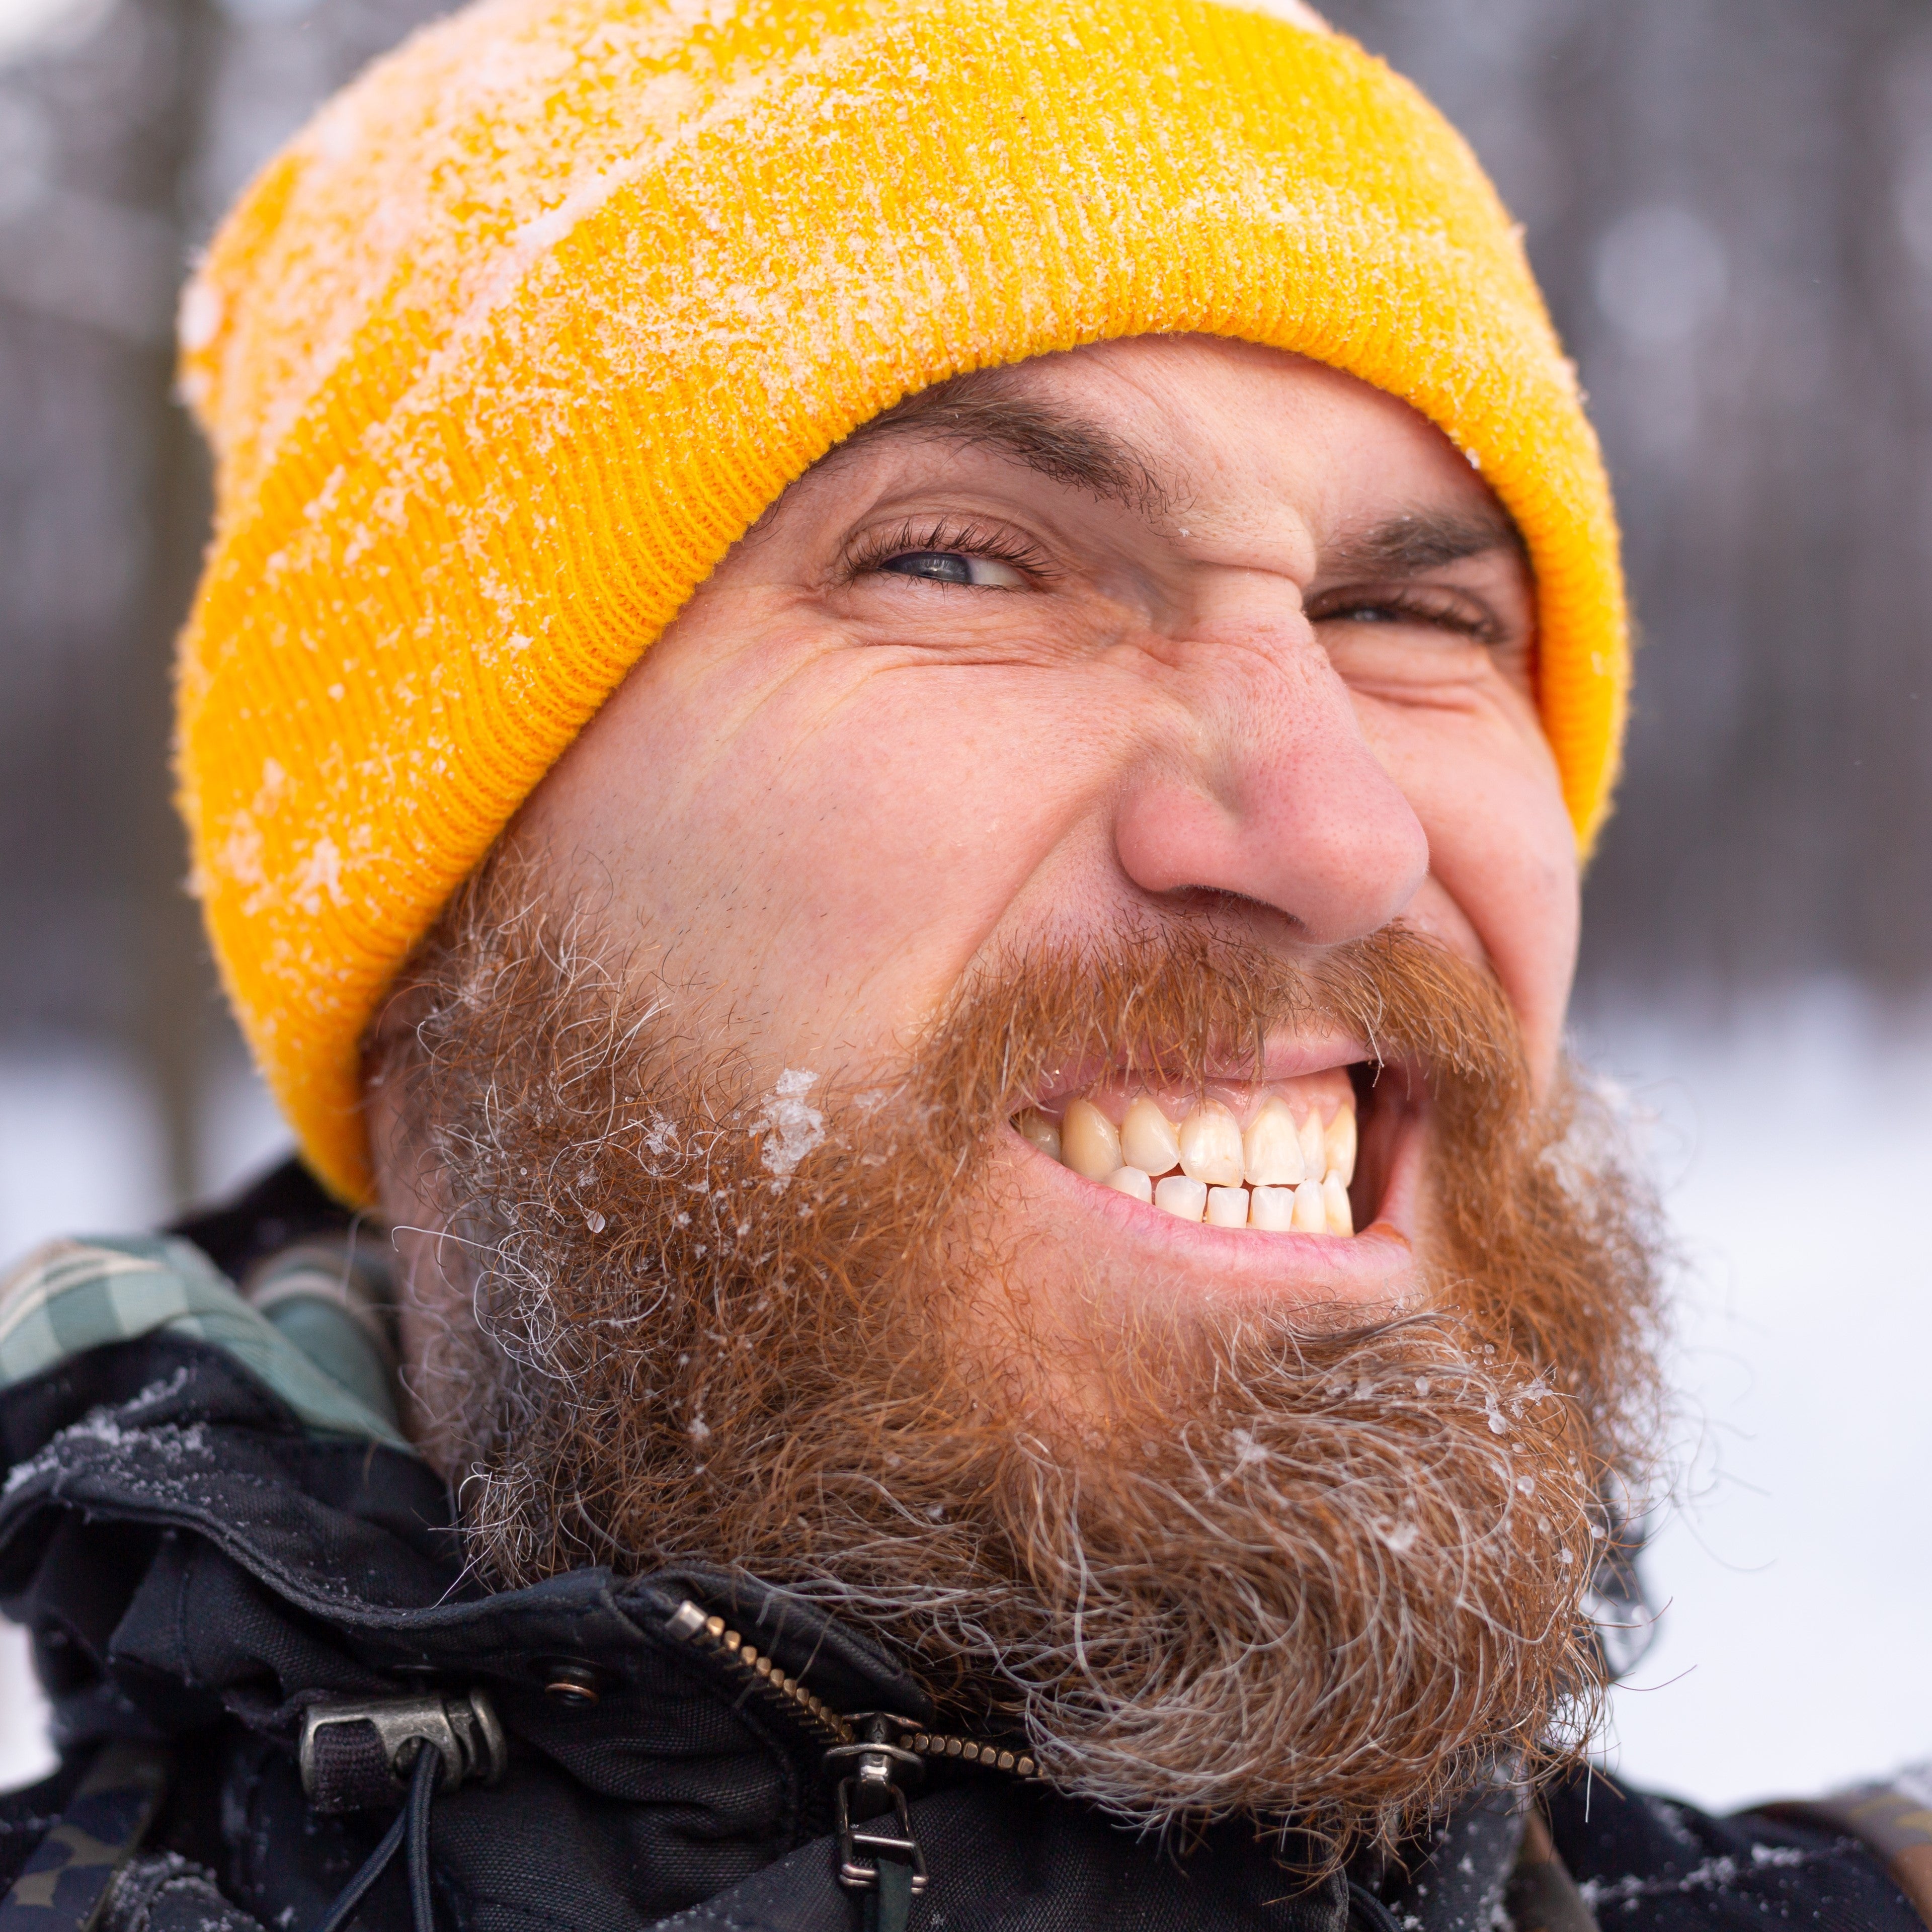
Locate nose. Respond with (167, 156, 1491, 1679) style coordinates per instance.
(1110, 628, 1429, 945)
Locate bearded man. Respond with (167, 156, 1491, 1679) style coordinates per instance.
(1, 3, 1926, 1929)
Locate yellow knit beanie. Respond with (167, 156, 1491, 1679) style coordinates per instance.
(175, 0, 1628, 1204)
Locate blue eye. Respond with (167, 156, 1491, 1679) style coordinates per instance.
(883, 550, 975, 584)
(874, 548, 1027, 589)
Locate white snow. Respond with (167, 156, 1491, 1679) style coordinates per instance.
(0, 1624, 50, 1790)
(755, 1068, 826, 1181)
(0, 1044, 170, 1257)
(1579, 983, 1932, 1812)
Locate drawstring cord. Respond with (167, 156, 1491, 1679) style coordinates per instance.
(310, 1740, 442, 1932)
(406, 1737, 437, 1932)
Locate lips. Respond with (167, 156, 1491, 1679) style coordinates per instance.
(1013, 1069, 1364, 1236)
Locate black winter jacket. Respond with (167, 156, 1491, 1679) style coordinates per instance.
(0, 1165, 1922, 1932)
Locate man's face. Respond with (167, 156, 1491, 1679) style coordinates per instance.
(504, 333, 1575, 1322)
(371, 336, 1653, 1840)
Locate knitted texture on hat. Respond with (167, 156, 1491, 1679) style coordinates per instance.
(176, 0, 1628, 1204)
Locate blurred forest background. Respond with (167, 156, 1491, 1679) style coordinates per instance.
(2, 0, 1931, 1806)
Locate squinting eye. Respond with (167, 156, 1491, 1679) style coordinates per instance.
(1311, 590, 1501, 647)
(879, 550, 1025, 589)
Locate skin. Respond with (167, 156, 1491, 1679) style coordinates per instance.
(373, 333, 1578, 1342)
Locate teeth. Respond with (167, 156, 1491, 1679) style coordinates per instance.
(1297, 1108, 1326, 1181)
(1062, 1098, 1122, 1181)
(1024, 1084, 1364, 1237)
(1206, 1185, 1249, 1228)
(1177, 1099, 1245, 1187)
(1292, 1178, 1327, 1233)
(1324, 1105, 1357, 1187)
(1321, 1171, 1354, 1237)
(1154, 1174, 1208, 1222)
(1120, 1096, 1182, 1176)
(1248, 1185, 1297, 1232)
(1242, 1097, 1306, 1187)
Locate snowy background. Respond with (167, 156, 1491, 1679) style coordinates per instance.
(2, 0, 1931, 1827)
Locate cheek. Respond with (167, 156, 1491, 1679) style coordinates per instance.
(1358, 699, 1580, 1083)
(521, 623, 1097, 1062)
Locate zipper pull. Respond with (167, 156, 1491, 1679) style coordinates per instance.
(827, 1714, 928, 1932)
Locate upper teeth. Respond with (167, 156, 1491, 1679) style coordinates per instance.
(1177, 1099, 1244, 1188)
(1242, 1097, 1305, 1187)
(1061, 1098, 1122, 1182)
(1016, 1089, 1360, 1236)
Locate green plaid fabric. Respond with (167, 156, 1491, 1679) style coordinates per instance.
(0, 1233, 410, 1451)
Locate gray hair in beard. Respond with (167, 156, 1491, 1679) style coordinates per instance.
(367, 858, 1666, 1864)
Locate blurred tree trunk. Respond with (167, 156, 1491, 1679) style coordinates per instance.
(0, 0, 216, 1205)
(0, 0, 449, 1211)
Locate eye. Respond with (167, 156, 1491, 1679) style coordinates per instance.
(1308, 584, 1504, 647)
(878, 549, 1027, 589)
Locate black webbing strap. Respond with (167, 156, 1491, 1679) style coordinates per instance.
(0, 1742, 170, 1932)
(858, 1860, 914, 1932)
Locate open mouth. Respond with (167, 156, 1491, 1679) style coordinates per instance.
(1010, 1061, 1385, 1238)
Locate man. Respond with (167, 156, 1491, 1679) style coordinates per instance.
(0, 2, 1925, 1929)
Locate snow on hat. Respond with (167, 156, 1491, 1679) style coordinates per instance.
(175, 0, 1628, 1202)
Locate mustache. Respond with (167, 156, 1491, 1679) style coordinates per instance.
(906, 921, 1526, 1143)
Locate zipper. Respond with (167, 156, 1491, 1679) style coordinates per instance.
(662, 1598, 1042, 1780)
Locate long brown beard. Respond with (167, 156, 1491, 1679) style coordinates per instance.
(370, 864, 1665, 1859)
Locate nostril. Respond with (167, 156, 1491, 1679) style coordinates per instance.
(1159, 884, 1310, 936)
(1111, 756, 1427, 951)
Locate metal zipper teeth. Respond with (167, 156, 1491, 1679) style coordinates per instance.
(665, 1599, 1042, 1780)
(888, 1727, 1042, 1781)
(667, 1600, 854, 1748)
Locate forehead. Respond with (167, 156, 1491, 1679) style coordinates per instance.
(823, 335, 1521, 545)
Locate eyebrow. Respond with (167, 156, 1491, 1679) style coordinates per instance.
(829, 372, 1167, 518)
(1315, 507, 1527, 582)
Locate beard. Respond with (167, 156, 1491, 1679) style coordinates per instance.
(370, 859, 1665, 1861)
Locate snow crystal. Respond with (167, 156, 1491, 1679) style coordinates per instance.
(124, 1367, 193, 1415)
(4, 1402, 211, 1497)
(756, 1068, 826, 1180)
(177, 274, 221, 354)
(3, 1455, 44, 1496)
(1210, 0, 1332, 33)
(1578, 1845, 1814, 1909)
